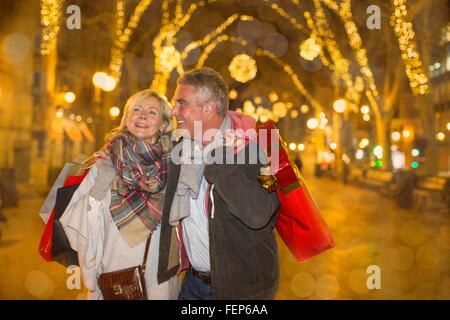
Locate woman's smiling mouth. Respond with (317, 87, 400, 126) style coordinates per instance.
(135, 123, 149, 129)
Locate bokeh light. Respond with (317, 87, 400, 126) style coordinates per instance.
(306, 118, 319, 129)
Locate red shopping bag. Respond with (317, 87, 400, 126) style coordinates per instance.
(38, 170, 89, 262)
(257, 121, 335, 262)
(38, 208, 55, 261)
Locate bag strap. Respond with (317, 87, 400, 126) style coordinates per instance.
(141, 235, 152, 273)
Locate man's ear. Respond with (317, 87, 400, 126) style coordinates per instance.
(204, 101, 217, 115)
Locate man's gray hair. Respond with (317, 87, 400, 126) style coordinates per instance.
(177, 67, 229, 117)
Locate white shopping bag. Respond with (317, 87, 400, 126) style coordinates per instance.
(39, 154, 91, 224)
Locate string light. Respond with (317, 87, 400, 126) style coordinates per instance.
(307, 3, 358, 106)
(80, 0, 428, 157)
(302, 9, 330, 67)
(175, 0, 184, 21)
(267, 1, 305, 32)
(320, 0, 379, 98)
(93, 0, 414, 147)
(318, 0, 386, 151)
(110, 0, 154, 81)
(197, 34, 232, 68)
(196, 35, 324, 114)
(111, 0, 365, 126)
(151, 2, 205, 94)
(390, 0, 429, 95)
(40, 0, 63, 55)
(256, 48, 324, 113)
(162, 0, 170, 26)
(266, 1, 329, 66)
(115, 0, 125, 38)
(181, 14, 241, 63)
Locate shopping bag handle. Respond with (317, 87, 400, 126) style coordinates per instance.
(81, 154, 96, 169)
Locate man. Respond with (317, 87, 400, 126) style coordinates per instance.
(157, 67, 280, 300)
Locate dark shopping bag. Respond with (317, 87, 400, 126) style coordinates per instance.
(52, 183, 82, 267)
(38, 166, 90, 265)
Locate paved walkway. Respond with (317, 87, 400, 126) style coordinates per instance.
(275, 173, 450, 300)
(0, 197, 84, 299)
(0, 172, 449, 299)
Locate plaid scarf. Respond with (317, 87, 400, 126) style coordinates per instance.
(106, 131, 171, 247)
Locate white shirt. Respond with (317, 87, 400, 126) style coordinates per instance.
(181, 176, 210, 272)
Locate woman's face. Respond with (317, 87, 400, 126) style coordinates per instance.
(125, 96, 167, 142)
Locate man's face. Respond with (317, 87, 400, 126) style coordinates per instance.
(171, 84, 206, 140)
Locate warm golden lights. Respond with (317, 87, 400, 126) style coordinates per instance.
(390, 0, 429, 95)
(40, 0, 63, 55)
(333, 99, 346, 113)
(228, 54, 258, 83)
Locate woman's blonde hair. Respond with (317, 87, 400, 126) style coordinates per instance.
(105, 89, 173, 142)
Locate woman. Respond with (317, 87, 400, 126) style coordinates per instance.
(60, 89, 179, 299)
